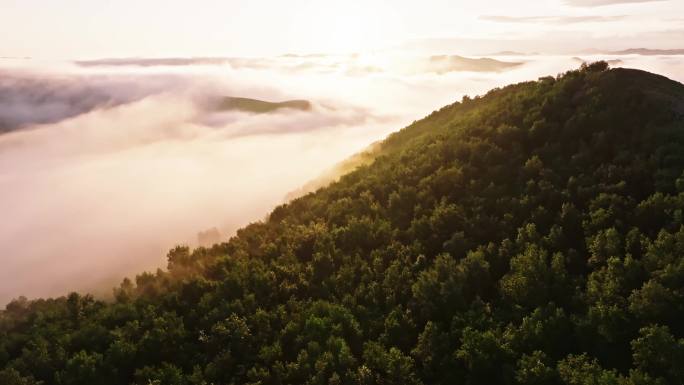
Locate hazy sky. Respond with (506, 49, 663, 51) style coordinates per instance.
(0, 0, 682, 59)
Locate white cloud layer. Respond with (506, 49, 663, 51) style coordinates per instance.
(1, 52, 683, 305)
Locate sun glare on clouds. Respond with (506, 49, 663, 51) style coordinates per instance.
(285, 1, 405, 53)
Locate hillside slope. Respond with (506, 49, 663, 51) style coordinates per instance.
(3, 62, 684, 385)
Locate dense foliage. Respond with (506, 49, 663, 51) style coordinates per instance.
(2, 63, 684, 385)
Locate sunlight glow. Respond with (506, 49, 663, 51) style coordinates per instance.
(285, 1, 404, 53)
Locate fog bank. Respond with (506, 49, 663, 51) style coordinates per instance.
(1, 53, 683, 305)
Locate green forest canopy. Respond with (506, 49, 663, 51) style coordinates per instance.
(2, 62, 684, 384)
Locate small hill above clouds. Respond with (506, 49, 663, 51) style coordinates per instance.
(4, 63, 684, 385)
(425, 54, 523, 73)
(212, 96, 312, 114)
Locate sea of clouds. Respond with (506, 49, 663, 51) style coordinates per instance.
(1, 52, 682, 304)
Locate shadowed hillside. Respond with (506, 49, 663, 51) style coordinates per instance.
(3, 63, 684, 385)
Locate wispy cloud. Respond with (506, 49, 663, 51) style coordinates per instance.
(400, 29, 684, 55)
(75, 57, 234, 67)
(480, 15, 626, 24)
(0, 61, 406, 304)
(564, 0, 666, 7)
(0, 71, 184, 133)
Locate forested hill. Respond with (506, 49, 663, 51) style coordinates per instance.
(3, 62, 684, 385)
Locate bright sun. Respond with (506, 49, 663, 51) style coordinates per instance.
(287, 1, 401, 53)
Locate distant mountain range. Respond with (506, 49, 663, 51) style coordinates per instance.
(74, 57, 233, 67)
(579, 48, 684, 56)
(608, 48, 684, 55)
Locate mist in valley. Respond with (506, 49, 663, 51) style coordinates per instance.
(1, 52, 683, 305)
